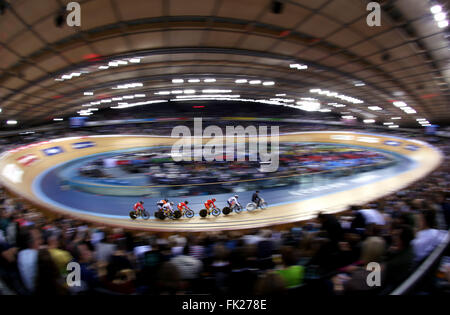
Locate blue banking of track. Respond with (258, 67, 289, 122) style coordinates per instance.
(32, 144, 416, 220)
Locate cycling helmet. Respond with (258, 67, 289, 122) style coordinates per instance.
(170, 202, 174, 206)
(140, 201, 144, 204)
(212, 198, 216, 202)
(234, 195, 239, 198)
(185, 201, 189, 204)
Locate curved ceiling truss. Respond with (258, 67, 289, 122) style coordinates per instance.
(0, 0, 448, 127)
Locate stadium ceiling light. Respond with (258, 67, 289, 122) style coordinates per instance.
(108, 61, 119, 67)
(363, 119, 376, 124)
(202, 89, 232, 93)
(290, 64, 308, 70)
(276, 94, 286, 97)
(249, 80, 262, 85)
(6, 120, 18, 125)
(393, 101, 407, 107)
(384, 122, 394, 125)
(342, 115, 356, 120)
(53, 118, 63, 121)
(438, 20, 449, 28)
(368, 106, 383, 111)
(434, 12, 447, 21)
(134, 94, 146, 98)
(403, 107, 417, 114)
(155, 91, 171, 95)
(84, 92, 94, 96)
(98, 66, 109, 70)
(188, 79, 200, 83)
(431, 5, 442, 14)
(310, 88, 364, 104)
(183, 90, 196, 94)
(176, 94, 240, 99)
(235, 79, 248, 84)
(389, 125, 399, 128)
(172, 79, 184, 84)
(171, 90, 183, 94)
(111, 100, 168, 109)
(391, 117, 402, 120)
(129, 58, 141, 63)
(295, 101, 321, 112)
(204, 78, 216, 83)
(263, 81, 275, 86)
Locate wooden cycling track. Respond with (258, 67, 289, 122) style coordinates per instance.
(0, 131, 443, 232)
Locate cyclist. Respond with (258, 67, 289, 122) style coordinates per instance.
(177, 201, 190, 215)
(133, 201, 145, 214)
(162, 201, 174, 217)
(227, 195, 240, 209)
(252, 191, 262, 208)
(157, 198, 168, 210)
(204, 198, 217, 215)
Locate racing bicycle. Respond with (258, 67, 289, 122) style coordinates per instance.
(222, 202, 243, 215)
(246, 198, 268, 211)
(129, 208, 150, 220)
(199, 206, 221, 217)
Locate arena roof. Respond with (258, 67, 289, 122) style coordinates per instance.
(0, 0, 448, 127)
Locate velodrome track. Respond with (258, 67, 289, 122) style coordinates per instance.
(0, 131, 443, 232)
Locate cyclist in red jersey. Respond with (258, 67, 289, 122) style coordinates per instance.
(133, 201, 144, 214)
(177, 201, 190, 215)
(204, 198, 217, 215)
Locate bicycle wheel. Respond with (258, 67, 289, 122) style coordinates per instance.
(234, 205, 243, 214)
(142, 210, 150, 220)
(260, 202, 268, 210)
(246, 203, 256, 211)
(212, 208, 221, 216)
(185, 210, 195, 218)
(199, 209, 208, 218)
(173, 211, 182, 219)
(155, 211, 165, 220)
(129, 211, 138, 220)
(222, 207, 231, 215)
